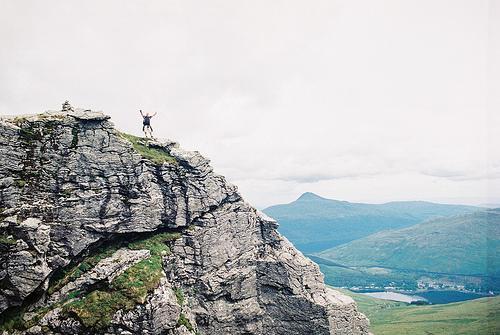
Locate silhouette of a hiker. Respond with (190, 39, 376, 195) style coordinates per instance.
(140, 110, 157, 138)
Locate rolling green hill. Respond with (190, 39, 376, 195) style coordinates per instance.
(319, 209, 500, 277)
(263, 193, 481, 253)
(337, 288, 500, 335)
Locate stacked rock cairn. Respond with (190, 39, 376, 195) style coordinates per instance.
(61, 100, 74, 112)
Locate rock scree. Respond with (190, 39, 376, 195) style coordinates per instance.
(0, 109, 370, 335)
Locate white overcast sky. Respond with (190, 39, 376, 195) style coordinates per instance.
(1, 0, 499, 208)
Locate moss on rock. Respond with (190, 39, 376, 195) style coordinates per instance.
(177, 313, 194, 332)
(0, 234, 17, 246)
(119, 132, 177, 165)
(174, 287, 185, 306)
(63, 290, 133, 330)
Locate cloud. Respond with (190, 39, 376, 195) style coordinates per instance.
(420, 168, 469, 179)
(421, 168, 500, 181)
(271, 170, 385, 184)
(0, 0, 498, 208)
(277, 173, 358, 183)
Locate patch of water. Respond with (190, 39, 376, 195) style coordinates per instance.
(361, 291, 426, 303)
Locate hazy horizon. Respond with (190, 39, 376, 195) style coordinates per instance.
(1, 0, 499, 208)
(261, 191, 500, 209)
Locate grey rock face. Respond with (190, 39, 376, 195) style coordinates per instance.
(112, 278, 181, 334)
(0, 110, 369, 334)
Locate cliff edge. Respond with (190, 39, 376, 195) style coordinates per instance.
(0, 109, 369, 335)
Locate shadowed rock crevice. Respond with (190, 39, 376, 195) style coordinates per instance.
(0, 109, 370, 335)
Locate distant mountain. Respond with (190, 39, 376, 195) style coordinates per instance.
(263, 192, 481, 253)
(319, 209, 500, 277)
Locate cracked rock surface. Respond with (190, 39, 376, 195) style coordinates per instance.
(0, 110, 369, 334)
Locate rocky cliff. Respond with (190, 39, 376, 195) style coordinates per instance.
(0, 109, 370, 335)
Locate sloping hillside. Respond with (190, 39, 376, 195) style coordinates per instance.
(338, 288, 500, 335)
(319, 210, 500, 277)
(263, 192, 480, 253)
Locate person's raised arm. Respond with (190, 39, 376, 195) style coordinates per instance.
(152, 112, 157, 117)
(139, 109, 144, 117)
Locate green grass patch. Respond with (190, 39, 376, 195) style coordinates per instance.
(128, 232, 180, 256)
(119, 132, 176, 165)
(0, 305, 53, 332)
(63, 290, 134, 330)
(64, 255, 165, 329)
(61, 232, 181, 331)
(0, 309, 25, 332)
(0, 235, 16, 245)
(177, 313, 194, 332)
(111, 255, 164, 304)
(337, 288, 500, 335)
(174, 288, 184, 306)
(15, 179, 27, 188)
(3, 232, 182, 332)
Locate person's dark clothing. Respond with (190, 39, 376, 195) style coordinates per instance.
(143, 116, 152, 126)
(142, 116, 153, 132)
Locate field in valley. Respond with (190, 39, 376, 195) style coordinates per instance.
(337, 288, 500, 335)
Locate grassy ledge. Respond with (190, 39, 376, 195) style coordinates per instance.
(119, 132, 176, 165)
(61, 232, 181, 331)
(62, 291, 133, 330)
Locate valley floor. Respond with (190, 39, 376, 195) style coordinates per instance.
(336, 288, 500, 335)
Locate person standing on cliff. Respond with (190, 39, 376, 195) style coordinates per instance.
(140, 110, 157, 138)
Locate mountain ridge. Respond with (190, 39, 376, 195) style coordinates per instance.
(278, 192, 481, 211)
(263, 193, 481, 253)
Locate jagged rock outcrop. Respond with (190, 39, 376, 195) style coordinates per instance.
(0, 109, 370, 334)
